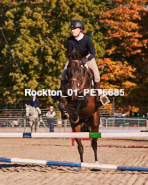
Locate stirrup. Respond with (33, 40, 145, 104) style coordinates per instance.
(100, 95, 110, 106)
(61, 111, 69, 120)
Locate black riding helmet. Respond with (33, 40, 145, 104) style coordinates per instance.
(69, 20, 85, 30)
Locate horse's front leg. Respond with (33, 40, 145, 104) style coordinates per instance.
(35, 119, 37, 132)
(71, 95, 84, 124)
(58, 96, 69, 120)
(30, 121, 33, 133)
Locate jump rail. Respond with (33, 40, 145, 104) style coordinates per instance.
(0, 157, 148, 172)
(0, 132, 101, 138)
(0, 132, 148, 138)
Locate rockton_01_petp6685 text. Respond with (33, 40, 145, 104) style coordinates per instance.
(25, 89, 124, 97)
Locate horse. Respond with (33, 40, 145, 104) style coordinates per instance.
(58, 51, 101, 162)
(25, 104, 40, 132)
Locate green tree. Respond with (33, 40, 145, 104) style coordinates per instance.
(0, 0, 110, 103)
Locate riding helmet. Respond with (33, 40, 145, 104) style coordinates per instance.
(69, 20, 85, 30)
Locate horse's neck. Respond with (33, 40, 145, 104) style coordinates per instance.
(82, 68, 92, 88)
(30, 107, 37, 116)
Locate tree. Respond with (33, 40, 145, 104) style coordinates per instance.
(0, 0, 111, 103)
(99, 0, 148, 113)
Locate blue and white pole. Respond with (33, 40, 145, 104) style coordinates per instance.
(0, 157, 148, 172)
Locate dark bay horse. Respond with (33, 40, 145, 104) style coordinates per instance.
(58, 51, 100, 162)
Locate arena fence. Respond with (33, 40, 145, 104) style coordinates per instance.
(101, 118, 148, 128)
(0, 117, 148, 132)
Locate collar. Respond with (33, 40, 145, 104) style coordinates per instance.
(75, 33, 84, 41)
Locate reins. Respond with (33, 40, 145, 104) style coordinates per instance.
(68, 59, 92, 89)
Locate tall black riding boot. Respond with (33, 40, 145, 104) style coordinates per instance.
(94, 81, 103, 108)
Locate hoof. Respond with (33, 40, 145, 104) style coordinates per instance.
(70, 116, 79, 124)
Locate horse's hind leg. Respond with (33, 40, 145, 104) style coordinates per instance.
(72, 124, 84, 162)
(75, 138, 83, 162)
(30, 121, 33, 133)
(75, 138, 84, 162)
(91, 125, 98, 161)
(35, 122, 37, 132)
(91, 137, 98, 161)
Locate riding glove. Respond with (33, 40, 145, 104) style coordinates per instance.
(81, 57, 88, 65)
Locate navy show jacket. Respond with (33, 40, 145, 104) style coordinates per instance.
(29, 98, 39, 108)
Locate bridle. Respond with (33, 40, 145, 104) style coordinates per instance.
(68, 60, 84, 84)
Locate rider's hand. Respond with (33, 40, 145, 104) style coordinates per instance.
(81, 57, 88, 65)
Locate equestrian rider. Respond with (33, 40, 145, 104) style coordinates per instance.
(29, 96, 42, 117)
(60, 20, 102, 107)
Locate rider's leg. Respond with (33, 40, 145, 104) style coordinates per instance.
(36, 107, 41, 117)
(94, 81, 103, 108)
(87, 58, 102, 108)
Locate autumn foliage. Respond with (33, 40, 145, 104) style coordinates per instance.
(0, 0, 148, 113)
(99, 0, 148, 113)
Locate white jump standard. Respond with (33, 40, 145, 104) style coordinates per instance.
(0, 157, 148, 172)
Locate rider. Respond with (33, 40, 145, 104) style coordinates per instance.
(60, 20, 102, 107)
(29, 96, 42, 117)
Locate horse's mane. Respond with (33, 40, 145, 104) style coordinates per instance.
(67, 50, 82, 61)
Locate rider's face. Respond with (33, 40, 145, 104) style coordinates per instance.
(71, 28, 81, 37)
